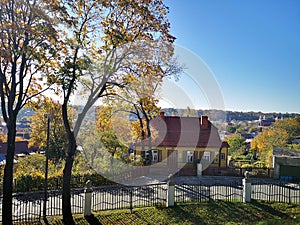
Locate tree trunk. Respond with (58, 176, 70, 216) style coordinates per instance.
(218, 147, 222, 168)
(2, 119, 17, 225)
(141, 130, 145, 153)
(62, 140, 76, 225)
(62, 133, 76, 225)
(137, 115, 145, 153)
(146, 119, 152, 164)
(62, 102, 76, 225)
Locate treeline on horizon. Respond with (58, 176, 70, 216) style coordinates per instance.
(162, 108, 300, 122)
(5, 106, 300, 123)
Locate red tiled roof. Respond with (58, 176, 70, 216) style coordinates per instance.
(149, 115, 223, 148)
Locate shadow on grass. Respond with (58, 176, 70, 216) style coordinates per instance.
(84, 214, 103, 225)
(17, 201, 298, 225)
(250, 200, 288, 218)
(94, 206, 206, 225)
(93, 201, 293, 225)
(164, 204, 206, 224)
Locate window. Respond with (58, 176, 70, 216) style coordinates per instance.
(152, 150, 158, 162)
(203, 152, 210, 162)
(221, 153, 225, 160)
(186, 151, 194, 163)
(145, 152, 150, 160)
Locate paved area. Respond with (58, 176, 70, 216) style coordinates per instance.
(122, 175, 280, 186)
(173, 175, 242, 185)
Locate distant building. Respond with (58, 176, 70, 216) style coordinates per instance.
(240, 132, 257, 143)
(0, 141, 37, 165)
(273, 146, 300, 181)
(0, 141, 35, 156)
(258, 115, 275, 127)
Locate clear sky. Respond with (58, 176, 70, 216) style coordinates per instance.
(162, 0, 300, 113)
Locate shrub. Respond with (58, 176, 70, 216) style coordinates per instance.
(241, 164, 252, 169)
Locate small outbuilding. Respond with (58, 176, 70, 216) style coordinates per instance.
(273, 146, 300, 181)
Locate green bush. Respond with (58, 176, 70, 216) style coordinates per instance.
(241, 164, 252, 169)
(11, 173, 115, 193)
(14, 173, 44, 192)
(253, 161, 267, 168)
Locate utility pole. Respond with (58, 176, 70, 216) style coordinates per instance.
(43, 114, 52, 221)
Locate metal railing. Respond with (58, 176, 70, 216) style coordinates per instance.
(92, 183, 167, 212)
(175, 181, 243, 203)
(12, 191, 42, 223)
(252, 181, 300, 204)
(0, 188, 85, 223)
(1, 180, 300, 223)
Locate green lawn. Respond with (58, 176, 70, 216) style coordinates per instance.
(19, 200, 300, 225)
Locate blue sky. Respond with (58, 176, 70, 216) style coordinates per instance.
(162, 0, 300, 113)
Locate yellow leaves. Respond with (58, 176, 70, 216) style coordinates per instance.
(123, 74, 137, 83)
(96, 106, 114, 132)
(131, 120, 145, 140)
(251, 127, 289, 166)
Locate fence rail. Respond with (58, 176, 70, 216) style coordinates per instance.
(251, 181, 300, 204)
(1, 180, 300, 223)
(0, 188, 85, 223)
(92, 183, 167, 212)
(175, 181, 243, 203)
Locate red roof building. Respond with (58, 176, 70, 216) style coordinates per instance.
(135, 112, 229, 176)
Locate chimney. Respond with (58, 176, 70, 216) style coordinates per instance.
(201, 116, 209, 129)
(160, 111, 165, 119)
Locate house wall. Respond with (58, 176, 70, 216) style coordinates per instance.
(135, 146, 228, 169)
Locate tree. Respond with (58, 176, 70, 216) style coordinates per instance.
(29, 97, 71, 162)
(95, 106, 132, 144)
(55, 0, 176, 223)
(225, 135, 246, 157)
(110, 56, 181, 162)
(272, 117, 300, 143)
(226, 126, 237, 134)
(251, 128, 288, 167)
(250, 117, 300, 167)
(0, 0, 58, 223)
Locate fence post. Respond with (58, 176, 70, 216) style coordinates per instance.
(288, 186, 291, 204)
(129, 188, 133, 213)
(167, 174, 175, 207)
(84, 180, 93, 217)
(242, 171, 251, 203)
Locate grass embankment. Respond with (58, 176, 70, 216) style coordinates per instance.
(19, 200, 300, 225)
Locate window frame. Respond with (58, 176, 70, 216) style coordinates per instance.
(186, 151, 194, 163)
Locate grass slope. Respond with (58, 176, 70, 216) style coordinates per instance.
(18, 200, 300, 225)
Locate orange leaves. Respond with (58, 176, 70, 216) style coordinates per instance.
(251, 127, 289, 166)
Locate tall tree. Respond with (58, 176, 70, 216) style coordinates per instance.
(57, 1, 100, 223)
(56, 0, 176, 223)
(0, 0, 58, 223)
